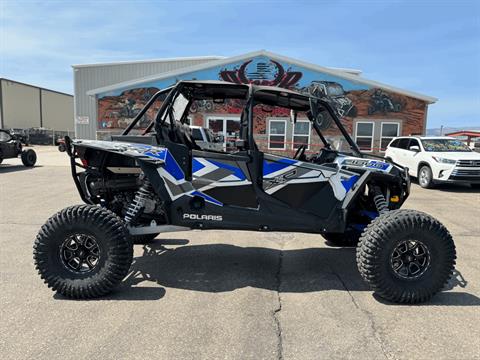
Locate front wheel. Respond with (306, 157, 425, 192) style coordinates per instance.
(418, 165, 434, 188)
(33, 205, 133, 299)
(356, 209, 456, 303)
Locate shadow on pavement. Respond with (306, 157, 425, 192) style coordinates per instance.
(434, 184, 479, 193)
(64, 239, 479, 306)
(0, 164, 42, 173)
(373, 269, 479, 306)
(411, 178, 478, 193)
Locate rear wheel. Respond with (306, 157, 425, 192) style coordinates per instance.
(356, 209, 456, 303)
(33, 205, 133, 299)
(21, 149, 36, 167)
(418, 165, 434, 188)
(471, 184, 480, 189)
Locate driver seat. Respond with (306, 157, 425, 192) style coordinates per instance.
(173, 121, 201, 150)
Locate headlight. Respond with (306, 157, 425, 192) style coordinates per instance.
(432, 156, 456, 164)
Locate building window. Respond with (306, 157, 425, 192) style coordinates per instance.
(268, 119, 287, 149)
(380, 122, 400, 151)
(206, 116, 241, 152)
(292, 120, 311, 150)
(355, 121, 374, 152)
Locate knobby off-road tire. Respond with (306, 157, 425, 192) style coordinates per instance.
(33, 205, 133, 299)
(356, 209, 456, 304)
(132, 233, 159, 245)
(21, 149, 37, 167)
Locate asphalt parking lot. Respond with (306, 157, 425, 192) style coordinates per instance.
(1, 146, 479, 360)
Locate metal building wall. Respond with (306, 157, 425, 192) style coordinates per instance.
(73, 58, 221, 139)
(1, 79, 41, 129)
(0, 79, 74, 132)
(41, 90, 74, 131)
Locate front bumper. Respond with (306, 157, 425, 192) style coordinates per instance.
(432, 163, 480, 184)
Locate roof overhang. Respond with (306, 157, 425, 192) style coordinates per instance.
(72, 55, 225, 69)
(85, 50, 437, 103)
(446, 131, 480, 137)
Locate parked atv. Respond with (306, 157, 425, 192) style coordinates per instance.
(34, 81, 456, 303)
(309, 81, 357, 117)
(368, 89, 402, 115)
(0, 129, 37, 166)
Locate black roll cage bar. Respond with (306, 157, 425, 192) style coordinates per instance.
(121, 81, 362, 157)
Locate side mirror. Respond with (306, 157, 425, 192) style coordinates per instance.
(290, 110, 298, 124)
(215, 135, 224, 143)
(409, 145, 420, 152)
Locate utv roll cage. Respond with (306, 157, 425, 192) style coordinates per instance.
(120, 80, 363, 157)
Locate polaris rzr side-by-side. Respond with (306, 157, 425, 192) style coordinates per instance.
(0, 129, 37, 166)
(34, 81, 456, 303)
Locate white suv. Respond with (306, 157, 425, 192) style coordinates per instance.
(385, 136, 480, 188)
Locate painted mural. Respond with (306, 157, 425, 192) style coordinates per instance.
(96, 55, 427, 151)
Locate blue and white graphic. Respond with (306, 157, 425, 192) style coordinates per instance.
(263, 154, 359, 200)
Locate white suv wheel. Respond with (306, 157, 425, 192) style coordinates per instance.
(419, 166, 433, 188)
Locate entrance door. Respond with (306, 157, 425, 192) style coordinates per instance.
(206, 116, 241, 152)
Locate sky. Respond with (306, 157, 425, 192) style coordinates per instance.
(1, 0, 479, 129)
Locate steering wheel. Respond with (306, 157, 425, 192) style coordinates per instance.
(294, 145, 307, 160)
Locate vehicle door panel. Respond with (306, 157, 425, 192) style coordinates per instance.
(261, 154, 355, 219)
(191, 150, 257, 208)
(404, 139, 421, 176)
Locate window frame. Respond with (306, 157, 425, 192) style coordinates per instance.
(268, 118, 287, 150)
(354, 121, 375, 152)
(408, 138, 421, 151)
(397, 138, 410, 150)
(380, 122, 400, 152)
(291, 119, 311, 150)
(388, 138, 400, 148)
(205, 115, 241, 151)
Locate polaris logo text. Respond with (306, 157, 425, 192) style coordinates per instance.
(183, 213, 223, 221)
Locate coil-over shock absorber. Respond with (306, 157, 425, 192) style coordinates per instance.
(124, 179, 155, 225)
(372, 185, 389, 215)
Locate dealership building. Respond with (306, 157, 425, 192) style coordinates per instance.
(73, 50, 436, 153)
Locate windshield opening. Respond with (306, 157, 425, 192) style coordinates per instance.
(326, 84, 344, 96)
(0, 131, 12, 142)
(421, 139, 471, 152)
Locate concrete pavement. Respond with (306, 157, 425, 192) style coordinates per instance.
(1, 146, 479, 359)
